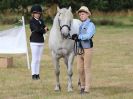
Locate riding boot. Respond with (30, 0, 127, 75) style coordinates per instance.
(36, 74, 40, 80)
(80, 88, 85, 94)
(32, 74, 36, 80)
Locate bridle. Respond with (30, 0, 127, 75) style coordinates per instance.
(58, 13, 84, 55)
(58, 13, 72, 39)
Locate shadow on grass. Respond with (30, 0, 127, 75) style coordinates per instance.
(92, 86, 133, 95)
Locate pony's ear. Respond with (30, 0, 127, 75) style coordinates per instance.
(57, 6, 60, 12)
(68, 6, 72, 11)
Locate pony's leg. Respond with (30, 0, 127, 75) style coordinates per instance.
(52, 51, 61, 91)
(64, 57, 68, 68)
(66, 53, 75, 92)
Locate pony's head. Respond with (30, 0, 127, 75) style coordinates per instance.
(57, 6, 73, 39)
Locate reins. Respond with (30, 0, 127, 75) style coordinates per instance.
(73, 40, 84, 55)
(68, 36, 84, 55)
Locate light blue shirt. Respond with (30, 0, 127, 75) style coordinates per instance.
(78, 19, 95, 40)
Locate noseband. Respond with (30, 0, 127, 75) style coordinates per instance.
(59, 24, 71, 31)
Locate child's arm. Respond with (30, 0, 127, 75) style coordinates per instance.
(30, 21, 45, 34)
(78, 22, 95, 40)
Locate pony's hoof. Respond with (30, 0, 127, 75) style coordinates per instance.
(54, 85, 61, 91)
(68, 88, 73, 92)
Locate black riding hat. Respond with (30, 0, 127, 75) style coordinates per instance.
(31, 5, 42, 13)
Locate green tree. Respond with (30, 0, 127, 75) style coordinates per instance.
(0, 0, 133, 13)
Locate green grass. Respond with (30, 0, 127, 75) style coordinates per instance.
(0, 24, 133, 99)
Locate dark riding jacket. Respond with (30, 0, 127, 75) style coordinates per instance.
(29, 17, 46, 43)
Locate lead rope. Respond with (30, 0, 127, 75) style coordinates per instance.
(74, 40, 84, 55)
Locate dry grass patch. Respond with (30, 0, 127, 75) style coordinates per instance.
(0, 25, 133, 99)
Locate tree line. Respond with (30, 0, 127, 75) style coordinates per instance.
(0, 0, 133, 24)
(0, 0, 133, 13)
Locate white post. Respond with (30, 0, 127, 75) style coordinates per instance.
(22, 16, 30, 69)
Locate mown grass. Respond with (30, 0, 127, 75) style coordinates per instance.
(0, 21, 133, 99)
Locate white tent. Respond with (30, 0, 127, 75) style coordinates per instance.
(0, 16, 30, 69)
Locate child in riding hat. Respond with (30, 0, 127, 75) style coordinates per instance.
(72, 6, 96, 94)
(29, 4, 48, 80)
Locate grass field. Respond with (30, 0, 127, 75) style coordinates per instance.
(0, 23, 133, 99)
